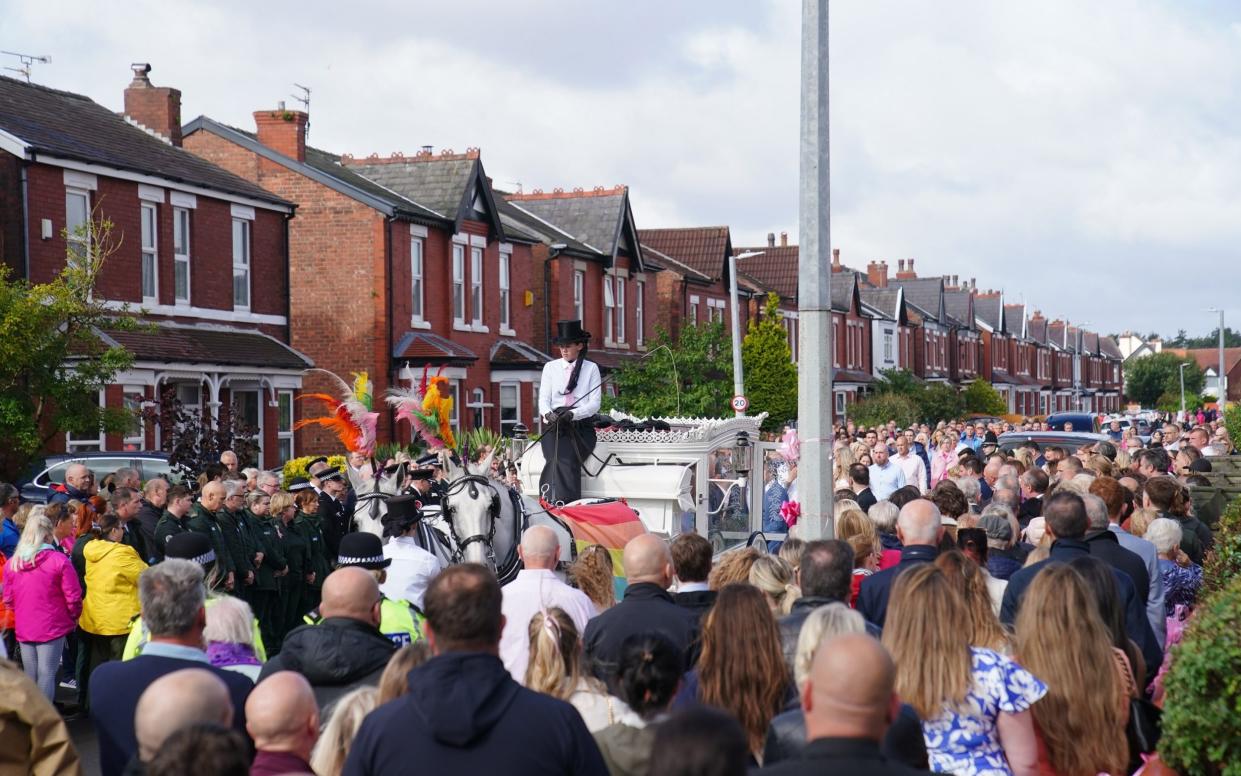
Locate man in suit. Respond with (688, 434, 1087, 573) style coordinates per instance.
(1017, 468, 1048, 526)
(760, 634, 928, 775)
(90, 559, 253, 776)
(856, 499, 943, 629)
(317, 468, 350, 559)
(670, 533, 716, 624)
(849, 464, 877, 512)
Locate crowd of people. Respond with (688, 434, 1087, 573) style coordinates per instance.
(0, 408, 1231, 775)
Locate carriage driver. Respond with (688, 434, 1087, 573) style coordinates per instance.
(538, 320, 602, 504)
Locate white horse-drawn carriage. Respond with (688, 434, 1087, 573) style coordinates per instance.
(349, 413, 770, 583)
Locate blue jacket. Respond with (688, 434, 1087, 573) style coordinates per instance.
(999, 538, 1162, 673)
(89, 652, 253, 776)
(856, 545, 939, 630)
(0, 517, 18, 558)
(342, 652, 607, 776)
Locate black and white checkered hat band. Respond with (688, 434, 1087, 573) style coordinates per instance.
(191, 549, 216, 566)
(338, 554, 385, 566)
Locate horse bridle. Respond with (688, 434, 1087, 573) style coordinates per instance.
(441, 473, 501, 563)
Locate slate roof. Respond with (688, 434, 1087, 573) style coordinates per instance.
(1099, 336, 1123, 360)
(494, 194, 595, 253)
(392, 331, 478, 363)
(95, 323, 311, 370)
(861, 287, 901, 320)
(637, 227, 730, 281)
(505, 189, 630, 258)
(889, 278, 944, 324)
(0, 78, 289, 207)
(345, 155, 478, 221)
(944, 289, 974, 329)
(490, 339, 551, 368)
(831, 272, 858, 313)
(1004, 304, 1027, 339)
(183, 116, 442, 222)
(1027, 317, 1049, 345)
(1048, 321, 1070, 350)
(735, 246, 799, 301)
(975, 295, 1005, 333)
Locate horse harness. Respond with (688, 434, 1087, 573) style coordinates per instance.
(441, 473, 502, 562)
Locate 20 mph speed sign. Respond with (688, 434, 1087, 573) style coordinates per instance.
(731, 395, 749, 412)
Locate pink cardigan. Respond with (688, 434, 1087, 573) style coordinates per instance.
(2, 548, 82, 642)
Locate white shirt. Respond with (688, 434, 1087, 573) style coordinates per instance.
(380, 536, 444, 610)
(539, 358, 602, 420)
(892, 452, 927, 494)
(500, 568, 598, 682)
(868, 461, 907, 500)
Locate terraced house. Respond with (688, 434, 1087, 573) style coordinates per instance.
(0, 67, 309, 464)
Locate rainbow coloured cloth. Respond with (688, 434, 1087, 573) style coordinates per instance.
(541, 499, 645, 576)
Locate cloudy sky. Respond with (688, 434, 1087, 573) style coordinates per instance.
(7, 0, 1240, 337)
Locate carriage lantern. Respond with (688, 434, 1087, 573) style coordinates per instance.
(734, 430, 752, 476)
(510, 423, 529, 462)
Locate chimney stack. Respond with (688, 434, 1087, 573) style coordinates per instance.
(866, 260, 889, 289)
(767, 232, 776, 248)
(780, 231, 788, 247)
(895, 258, 916, 280)
(831, 248, 841, 273)
(254, 106, 310, 163)
(123, 63, 183, 146)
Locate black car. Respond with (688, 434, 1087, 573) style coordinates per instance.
(1045, 412, 1101, 434)
(997, 431, 1109, 455)
(16, 451, 180, 503)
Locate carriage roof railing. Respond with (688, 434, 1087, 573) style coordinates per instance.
(595, 411, 768, 446)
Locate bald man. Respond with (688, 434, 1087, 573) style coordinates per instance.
(258, 567, 396, 709)
(763, 635, 927, 774)
(49, 461, 94, 505)
(187, 480, 236, 590)
(582, 533, 698, 686)
(857, 499, 943, 629)
(134, 669, 234, 764)
(499, 525, 595, 681)
(247, 671, 319, 776)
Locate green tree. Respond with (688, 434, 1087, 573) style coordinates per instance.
(919, 383, 966, 425)
(604, 321, 733, 418)
(0, 209, 137, 478)
(962, 379, 1008, 416)
(1126, 352, 1205, 408)
(848, 393, 920, 429)
(872, 368, 923, 397)
(741, 293, 797, 432)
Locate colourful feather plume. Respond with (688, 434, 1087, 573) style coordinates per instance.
(295, 369, 379, 455)
(386, 365, 456, 450)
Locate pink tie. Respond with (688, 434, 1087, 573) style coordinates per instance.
(564, 361, 575, 405)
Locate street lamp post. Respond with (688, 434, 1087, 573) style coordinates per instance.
(1208, 308, 1226, 406)
(729, 251, 765, 417)
(1179, 362, 1189, 420)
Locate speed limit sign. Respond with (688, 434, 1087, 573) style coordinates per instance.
(731, 395, 749, 412)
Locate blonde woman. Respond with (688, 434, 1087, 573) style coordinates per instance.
(708, 546, 761, 590)
(884, 565, 1044, 776)
(934, 549, 1009, 653)
(1128, 507, 1158, 538)
(749, 555, 800, 616)
(832, 445, 856, 490)
(309, 685, 379, 776)
(777, 538, 805, 576)
(525, 607, 640, 732)
(1014, 564, 1132, 776)
(568, 544, 616, 612)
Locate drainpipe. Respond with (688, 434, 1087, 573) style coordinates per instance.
(282, 214, 292, 343)
(545, 244, 567, 353)
(20, 162, 31, 280)
(384, 218, 395, 443)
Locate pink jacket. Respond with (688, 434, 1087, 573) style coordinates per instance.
(2, 548, 82, 642)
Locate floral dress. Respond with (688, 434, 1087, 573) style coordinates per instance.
(922, 647, 1047, 776)
(1159, 558, 1203, 615)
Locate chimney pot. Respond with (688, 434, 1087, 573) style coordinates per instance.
(780, 231, 788, 248)
(123, 64, 182, 146)
(254, 107, 310, 163)
(898, 259, 906, 271)
(767, 232, 775, 248)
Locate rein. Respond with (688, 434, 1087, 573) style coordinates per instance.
(441, 473, 501, 564)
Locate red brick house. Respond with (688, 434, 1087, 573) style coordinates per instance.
(734, 235, 801, 362)
(1004, 303, 1040, 416)
(1027, 311, 1057, 415)
(830, 271, 873, 419)
(184, 113, 543, 448)
(860, 285, 912, 376)
(944, 282, 983, 386)
(1047, 320, 1077, 412)
(639, 226, 758, 344)
(0, 68, 309, 465)
(974, 293, 1015, 412)
(500, 187, 656, 384)
(888, 269, 952, 385)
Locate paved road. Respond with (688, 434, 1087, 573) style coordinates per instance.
(59, 686, 101, 776)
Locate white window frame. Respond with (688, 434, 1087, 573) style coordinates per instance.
(277, 390, 295, 465)
(883, 330, 894, 361)
(835, 391, 847, 416)
(452, 243, 466, 326)
(470, 245, 484, 328)
(833, 318, 841, 367)
(140, 202, 158, 304)
(499, 382, 520, 436)
(603, 275, 616, 342)
(707, 298, 726, 324)
(122, 386, 145, 451)
(410, 228, 426, 327)
(65, 188, 91, 269)
(615, 277, 626, 343)
(783, 313, 798, 363)
(173, 207, 191, 305)
(689, 294, 700, 326)
(66, 388, 106, 452)
(471, 387, 487, 430)
(573, 270, 585, 322)
(635, 280, 646, 347)
(448, 381, 461, 434)
(498, 247, 513, 335)
(232, 217, 251, 310)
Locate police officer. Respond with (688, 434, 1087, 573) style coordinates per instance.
(316, 467, 350, 559)
(303, 532, 422, 646)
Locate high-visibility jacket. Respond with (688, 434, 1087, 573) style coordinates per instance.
(122, 594, 267, 660)
(304, 595, 423, 646)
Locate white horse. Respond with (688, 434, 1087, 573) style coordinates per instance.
(347, 461, 406, 538)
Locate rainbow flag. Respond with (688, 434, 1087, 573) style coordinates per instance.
(542, 499, 646, 577)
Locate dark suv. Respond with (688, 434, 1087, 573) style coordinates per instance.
(1046, 412, 1100, 433)
(16, 452, 179, 503)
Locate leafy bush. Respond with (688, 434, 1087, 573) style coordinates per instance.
(1226, 405, 1241, 454)
(848, 393, 920, 429)
(961, 379, 1008, 416)
(1159, 573, 1241, 775)
(281, 454, 347, 489)
(742, 293, 798, 433)
(1201, 497, 1241, 598)
(1129, 352, 1204, 408)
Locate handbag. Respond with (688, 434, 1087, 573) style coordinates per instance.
(1127, 695, 1162, 770)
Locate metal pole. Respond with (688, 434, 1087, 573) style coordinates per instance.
(797, 0, 833, 539)
(729, 251, 764, 417)
(1180, 363, 1187, 420)
(1218, 309, 1226, 407)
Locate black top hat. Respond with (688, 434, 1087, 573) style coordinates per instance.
(288, 477, 313, 492)
(385, 494, 423, 524)
(553, 319, 591, 345)
(407, 468, 435, 481)
(336, 532, 391, 569)
(164, 532, 216, 568)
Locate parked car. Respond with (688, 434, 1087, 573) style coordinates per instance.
(1045, 412, 1101, 434)
(997, 431, 1110, 455)
(16, 452, 180, 504)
